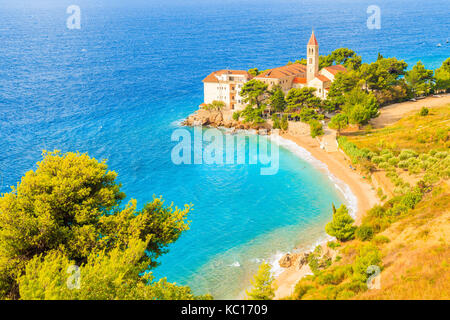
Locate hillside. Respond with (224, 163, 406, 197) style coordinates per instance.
(288, 104, 450, 300)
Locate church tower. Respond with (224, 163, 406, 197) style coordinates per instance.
(306, 30, 319, 82)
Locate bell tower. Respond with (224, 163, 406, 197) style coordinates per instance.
(307, 30, 319, 82)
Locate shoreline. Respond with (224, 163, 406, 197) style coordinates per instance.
(271, 131, 379, 299)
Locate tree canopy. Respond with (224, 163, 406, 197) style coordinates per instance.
(325, 204, 356, 242)
(268, 86, 287, 113)
(341, 88, 379, 125)
(286, 87, 321, 112)
(434, 57, 450, 92)
(246, 262, 275, 300)
(240, 79, 268, 108)
(405, 61, 435, 97)
(0, 151, 210, 300)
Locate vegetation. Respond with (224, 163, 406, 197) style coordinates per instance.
(203, 100, 225, 111)
(246, 262, 276, 300)
(289, 103, 449, 300)
(309, 119, 324, 138)
(341, 88, 379, 126)
(0, 151, 211, 300)
(240, 79, 268, 108)
(325, 204, 356, 242)
(328, 113, 349, 135)
(434, 57, 450, 93)
(405, 61, 435, 97)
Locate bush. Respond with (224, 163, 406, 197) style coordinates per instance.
(399, 149, 418, 160)
(309, 119, 324, 138)
(352, 244, 381, 279)
(419, 107, 429, 116)
(325, 205, 356, 242)
(372, 235, 390, 245)
(232, 111, 241, 121)
(355, 225, 374, 241)
(388, 157, 400, 166)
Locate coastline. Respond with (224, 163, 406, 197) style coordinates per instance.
(271, 131, 379, 299)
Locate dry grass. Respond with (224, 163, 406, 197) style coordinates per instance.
(346, 105, 450, 154)
(355, 182, 450, 300)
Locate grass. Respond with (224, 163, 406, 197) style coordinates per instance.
(345, 105, 450, 154)
(288, 104, 450, 300)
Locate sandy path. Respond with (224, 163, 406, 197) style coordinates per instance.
(370, 94, 450, 128)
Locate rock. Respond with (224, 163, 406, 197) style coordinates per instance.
(294, 253, 310, 270)
(279, 253, 294, 268)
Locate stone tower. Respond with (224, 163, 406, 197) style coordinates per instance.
(307, 30, 319, 82)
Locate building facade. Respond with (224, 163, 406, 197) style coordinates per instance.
(201, 31, 346, 110)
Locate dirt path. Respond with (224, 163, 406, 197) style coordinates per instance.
(370, 94, 450, 128)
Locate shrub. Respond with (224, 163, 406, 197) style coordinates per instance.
(398, 160, 408, 169)
(355, 225, 374, 241)
(399, 149, 418, 160)
(232, 111, 241, 121)
(325, 205, 356, 242)
(352, 244, 382, 279)
(388, 157, 400, 166)
(310, 119, 324, 138)
(372, 156, 384, 164)
(203, 100, 226, 111)
(372, 235, 390, 245)
(327, 241, 341, 250)
(435, 151, 448, 159)
(419, 107, 429, 116)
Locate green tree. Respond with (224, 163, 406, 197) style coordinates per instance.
(246, 262, 275, 300)
(248, 68, 260, 77)
(240, 79, 268, 108)
(342, 88, 379, 125)
(405, 61, 435, 97)
(359, 57, 408, 91)
(285, 87, 321, 112)
(326, 71, 360, 110)
(240, 105, 265, 125)
(328, 113, 349, 135)
(269, 86, 286, 113)
(329, 48, 362, 70)
(0, 151, 208, 300)
(434, 57, 450, 92)
(325, 204, 356, 242)
(280, 115, 289, 131)
(203, 100, 225, 111)
(309, 119, 324, 138)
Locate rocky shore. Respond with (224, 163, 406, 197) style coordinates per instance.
(182, 109, 273, 133)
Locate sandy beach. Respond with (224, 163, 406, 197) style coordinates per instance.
(273, 131, 379, 299)
(272, 94, 450, 299)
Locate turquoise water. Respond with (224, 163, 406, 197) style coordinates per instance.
(0, 0, 448, 299)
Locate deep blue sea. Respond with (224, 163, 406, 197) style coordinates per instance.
(0, 0, 449, 299)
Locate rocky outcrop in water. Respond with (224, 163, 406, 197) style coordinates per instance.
(183, 109, 272, 134)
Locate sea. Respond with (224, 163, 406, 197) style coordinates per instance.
(0, 0, 448, 299)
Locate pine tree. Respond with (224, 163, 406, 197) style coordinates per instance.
(246, 262, 276, 300)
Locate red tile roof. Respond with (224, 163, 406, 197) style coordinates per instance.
(308, 31, 318, 46)
(293, 77, 307, 84)
(202, 70, 252, 83)
(323, 65, 347, 75)
(316, 75, 331, 82)
(255, 64, 306, 80)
